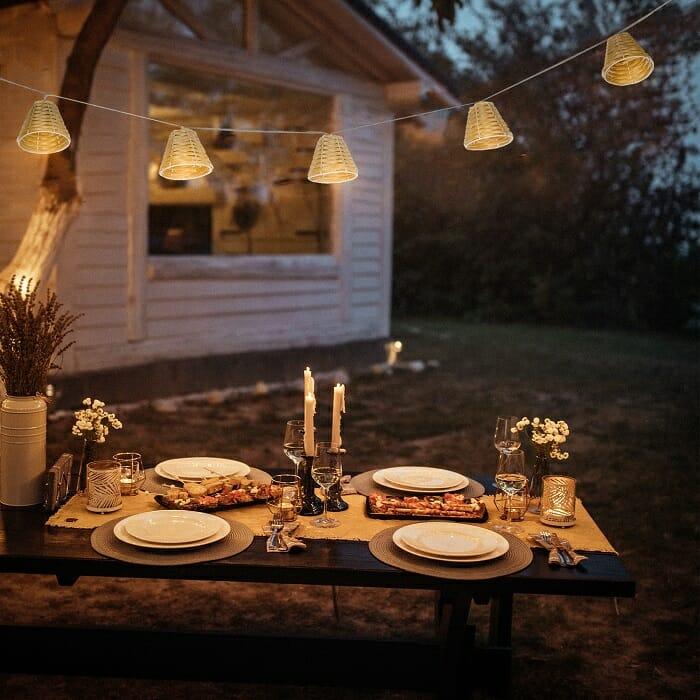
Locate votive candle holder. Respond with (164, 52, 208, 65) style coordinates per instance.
(539, 475, 576, 527)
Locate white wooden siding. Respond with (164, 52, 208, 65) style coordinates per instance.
(0, 9, 392, 376)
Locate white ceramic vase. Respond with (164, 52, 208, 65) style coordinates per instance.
(0, 395, 47, 506)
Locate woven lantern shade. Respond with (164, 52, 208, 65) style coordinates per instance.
(602, 32, 654, 86)
(307, 134, 358, 184)
(17, 99, 70, 154)
(159, 127, 213, 180)
(463, 101, 513, 151)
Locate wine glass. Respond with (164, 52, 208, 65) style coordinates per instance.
(311, 442, 342, 528)
(283, 420, 305, 475)
(493, 450, 527, 534)
(494, 416, 521, 454)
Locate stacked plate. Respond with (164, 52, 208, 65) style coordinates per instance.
(373, 466, 469, 493)
(392, 522, 509, 563)
(155, 457, 250, 482)
(114, 511, 230, 550)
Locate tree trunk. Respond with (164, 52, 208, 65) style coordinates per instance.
(0, 0, 128, 290)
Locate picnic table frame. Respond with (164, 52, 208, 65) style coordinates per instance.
(0, 474, 634, 697)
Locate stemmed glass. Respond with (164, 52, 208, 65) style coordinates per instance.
(266, 474, 301, 551)
(493, 450, 527, 535)
(311, 442, 342, 528)
(283, 420, 306, 475)
(494, 416, 521, 454)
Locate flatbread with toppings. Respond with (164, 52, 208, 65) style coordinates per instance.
(155, 476, 273, 512)
(367, 492, 487, 521)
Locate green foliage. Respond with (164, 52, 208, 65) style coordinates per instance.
(387, 0, 699, 331)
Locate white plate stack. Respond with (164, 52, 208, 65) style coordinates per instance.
(154, 457, 250, 482)
(373, 466, 469, 493)
(392, 522, 509, 563)
(114, 511, 230, 550)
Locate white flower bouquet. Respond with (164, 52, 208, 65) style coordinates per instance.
(72, 397, 122, 444)
(514, 416, 570, 461)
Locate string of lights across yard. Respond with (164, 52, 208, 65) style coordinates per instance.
(0, 0, 675, 184)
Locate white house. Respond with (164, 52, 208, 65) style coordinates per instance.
(0, 0, 456, 402)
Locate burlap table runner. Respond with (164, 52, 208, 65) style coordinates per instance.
(47, 491, 616, 553)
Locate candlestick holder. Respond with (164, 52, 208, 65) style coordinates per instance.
(298, 455, 323, 516)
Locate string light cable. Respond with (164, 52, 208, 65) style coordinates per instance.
(0, 0, 677, 179)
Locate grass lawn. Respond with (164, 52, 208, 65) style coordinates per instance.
(0, 320, 697, 699)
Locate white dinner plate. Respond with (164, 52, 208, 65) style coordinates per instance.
(156, 457, 250, 482)
(398, 522, 501, 558)
(123, 510, 222, 544)
(382, 466, 465, 490)
(393, 525, 509, 563)
(114, 517, 230, 550)
(373, 469, 469, 493)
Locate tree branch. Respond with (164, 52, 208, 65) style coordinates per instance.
(43, 0, 129, 201)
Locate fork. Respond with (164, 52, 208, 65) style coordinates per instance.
(539, 531, 570, 566)
(266, 513, 289, 552)
(549, 533, 587, 566)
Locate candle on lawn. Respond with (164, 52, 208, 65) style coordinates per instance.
(386, 340, 403, 367)
(304, 391, 316, 456)
(330, 383, 345, 451)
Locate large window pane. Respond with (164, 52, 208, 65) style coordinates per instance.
(147, 62, 333, 256)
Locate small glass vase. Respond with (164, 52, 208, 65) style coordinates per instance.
(77, 439, 99, 493)
(528, 449, 550, 514)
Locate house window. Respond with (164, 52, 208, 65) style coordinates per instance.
(147, 62, 333, 256)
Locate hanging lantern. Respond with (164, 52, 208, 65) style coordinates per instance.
(463, 101, 513, 151)
(602, 32, 654, 86)
(159, 127, 213, 180)
(307, 134, 358, 184)
(17, 99, 70, 154)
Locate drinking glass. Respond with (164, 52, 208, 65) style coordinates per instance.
(494, 416, 521, 454)
(311, 442, 342, 528)
(269, 474, 302, 526)
(493, 450, 527, 534)
(283, 420, 306, 475)
(113, 452, 145, 495)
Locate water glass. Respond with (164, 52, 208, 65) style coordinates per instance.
(539, 475, 576, 527)
(113, 452, 145, 495)
(269, 473, 302, 525)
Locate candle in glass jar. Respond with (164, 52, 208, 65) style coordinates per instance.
(304, 392, 316, 456)
(330, 383, 345, 451)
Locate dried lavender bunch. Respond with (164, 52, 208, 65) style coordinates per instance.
(0, 276, 80, 396)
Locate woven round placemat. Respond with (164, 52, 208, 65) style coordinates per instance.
(350, 470, 485, 499)
(143, 466, 271, 495)
(368, 526, 532, 580)
(91, 516, 254, 566)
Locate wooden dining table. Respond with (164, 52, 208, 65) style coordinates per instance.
(0, 473, 635, 698)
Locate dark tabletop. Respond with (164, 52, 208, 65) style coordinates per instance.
(0, 471, 634, 597)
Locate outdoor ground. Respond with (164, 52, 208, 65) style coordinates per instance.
(0, 320, 697, 699)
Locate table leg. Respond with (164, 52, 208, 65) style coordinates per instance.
(437, 589, 473, 699)
(487, 593, 513, 697)
(55, 572, 79, 587)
